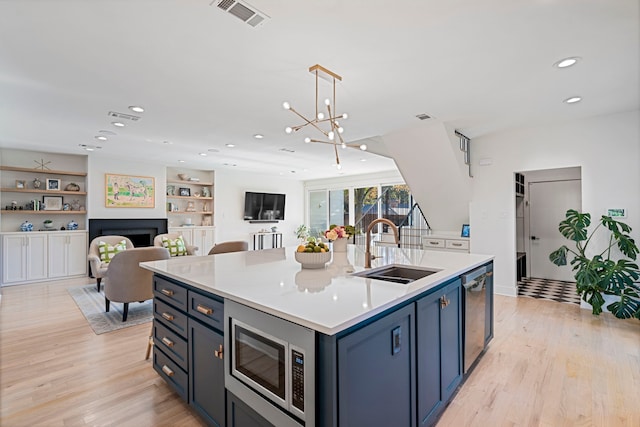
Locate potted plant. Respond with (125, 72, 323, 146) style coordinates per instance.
(294, 224, 310, 243)
(549, 209, 640, 319)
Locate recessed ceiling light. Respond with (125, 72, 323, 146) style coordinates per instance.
(360, 158, 367, 162)
(178, 160, 185, 163)
(226, 144, 235, 148)
(163, 140, 173, 145)
(208, 148, 220, 153)
(564, 96, 582, 104)
(199, 153, 207, 156)
(95, 136, 108, 141)
(129, 106, 145, 113)
(98, 130, 117, 135)
(79, 144, 101, 151)
(254, 134, 264, 139)
(554, 57, 581, 68)
(111, 122, 125, 127)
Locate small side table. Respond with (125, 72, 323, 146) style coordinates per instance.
(251, 232, 283, 250)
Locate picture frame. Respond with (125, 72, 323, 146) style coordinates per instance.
(179, 187, 191, 197)
(46, 178, 61, 191)
(43, 195, 63, 211)
(105, 173, 155, 208)
(461, 224, 470, 238)
(15, 180, 25, 189)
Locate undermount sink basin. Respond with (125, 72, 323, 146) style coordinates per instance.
(352, 264, 440, 284)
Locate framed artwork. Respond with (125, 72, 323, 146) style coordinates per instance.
(607, 208, 626, 218)
(105, 173, 155, 208)
(46, 178, 61, 191)
(43, 195, 63, 211)
(179, 187, 191, 197)
(461, 224, 470, 238)
(15, 180, 25, 189)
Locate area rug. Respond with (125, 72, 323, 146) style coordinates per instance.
(67, 284, 152, 335)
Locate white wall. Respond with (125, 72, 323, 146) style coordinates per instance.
(382, 120, 472, 232)
(470, 110, 640, 296)
(214, 169, 304, 248)
(87, 155, 167, 219)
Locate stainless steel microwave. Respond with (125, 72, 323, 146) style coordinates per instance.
(225, 300, 315, 427)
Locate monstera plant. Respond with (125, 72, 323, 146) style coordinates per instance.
(549, 209, 640, 319)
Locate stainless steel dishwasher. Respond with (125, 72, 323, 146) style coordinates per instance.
(461, 265, 487, 373)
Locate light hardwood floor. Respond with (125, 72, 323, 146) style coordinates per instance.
(1, 278, 639, 426)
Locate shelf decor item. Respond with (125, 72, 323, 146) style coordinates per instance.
(179, 187, 191, 197)
(43, 219, 54, 229)
(46, 178, 61, 191)
(32, 177, 42, 189)
(105, 173, 155, 208)
(550, 209, 640, 319)
(15, 180, 25, 189)
(20, 220, 33, 232)
(64, 182, 80, 191)
(43, 195, 63, 211)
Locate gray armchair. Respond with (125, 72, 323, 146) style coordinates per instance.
(88, 235, 135, 292)
(104, 247, 170, 321)
(208, 240, 249, 255)
(153, 233, 198, 256)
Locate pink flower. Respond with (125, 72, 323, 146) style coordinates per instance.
(324, 225, 352, 241)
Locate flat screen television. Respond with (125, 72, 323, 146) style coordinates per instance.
(244, 191, 286, 221)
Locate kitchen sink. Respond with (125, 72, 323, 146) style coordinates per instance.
(352, 264, 440, 284)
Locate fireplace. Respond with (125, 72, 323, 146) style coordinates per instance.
(89, 218, 168, 247)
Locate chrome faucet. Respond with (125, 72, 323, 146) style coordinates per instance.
(365, 218, 399, 268)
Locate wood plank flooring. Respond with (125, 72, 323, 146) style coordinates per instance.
(1, 277, 639, 426)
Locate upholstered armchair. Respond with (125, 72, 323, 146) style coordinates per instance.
(153, 233, 198, 256)
(88, 235, 135, 292)
(104, 247, 170, 322)
(208, 240, 249, 255)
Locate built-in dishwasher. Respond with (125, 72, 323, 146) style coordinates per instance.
(461, 265, 487, 373)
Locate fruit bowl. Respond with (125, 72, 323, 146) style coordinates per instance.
(294, 251, 331, 269)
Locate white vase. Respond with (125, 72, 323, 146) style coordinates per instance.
(332, 237, 348, 252)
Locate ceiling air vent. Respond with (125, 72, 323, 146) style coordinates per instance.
(416, 113, 431, 121)
(108, 111, 141, 122)
(212, 0, 269, 28)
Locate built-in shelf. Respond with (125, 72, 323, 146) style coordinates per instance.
(1, 210, 87, 215)
(167, 196, 213, 201)
(0, 166, 87, 177)
(1, 188, 87, 196)
(168, 211, 213, 215)
(167, 180, 214, 186)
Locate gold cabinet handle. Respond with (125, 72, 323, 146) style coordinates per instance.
(214, 344, 223, 360)
(162, 365, 174, 377)
(161, 312, 174, 321)
(161, 337, 174, 348)
(196, 304, 213, 315)
(440, 296, 450, 309)
(161, 289, 174, 297)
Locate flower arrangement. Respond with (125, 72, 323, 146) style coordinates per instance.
(324, 224, 355, 241)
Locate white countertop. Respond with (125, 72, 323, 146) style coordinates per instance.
(141, 245, 493, 335)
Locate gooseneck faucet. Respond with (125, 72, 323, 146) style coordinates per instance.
(365, 218, 399, 268)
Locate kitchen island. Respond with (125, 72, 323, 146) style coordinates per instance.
(141, 245, 494, 427)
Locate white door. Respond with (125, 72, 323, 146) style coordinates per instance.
(48, 234, 68, 278)
(67, 232, 88, 276)
(2, 235, 27, 283)
(529, 180, 581, 281)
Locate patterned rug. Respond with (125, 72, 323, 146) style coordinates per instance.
(67, 284, 152, 335)
(517, 277, 581, 305)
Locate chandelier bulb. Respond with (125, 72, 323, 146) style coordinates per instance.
(336, 164, 342, 170)
(283, 101, 291, 110)
(317, 112, 325, 120)
(342, 113, 348, 119)
(341, 142, 346, 149)
(338, 127, 344, 133)
(328, 131, 335, 140)
(360, 144, 367, 151)
(324, 98, 331, 106)
(285, 127, 293, 134)
(304, 137, 311, 143)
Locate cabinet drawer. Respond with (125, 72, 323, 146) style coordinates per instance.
(423, 238, 445, 248)
(154, 347, 188, 402)
(154, 320, 188, 371)
(445, 239, 469, 250)
(188, 291, 224, 331)
(154, 276, 187, 311)
(154, 298, 188, 338)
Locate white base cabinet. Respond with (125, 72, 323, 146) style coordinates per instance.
(1, 231, 88, 285)
(168, 226, 215, 256)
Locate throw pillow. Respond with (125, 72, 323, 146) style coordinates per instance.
(162, 236, 187, 257)
(98, 240, 127, 263)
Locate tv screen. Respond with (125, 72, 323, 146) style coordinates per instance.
(244, 192, 286, 221)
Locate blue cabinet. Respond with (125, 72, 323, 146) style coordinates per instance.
(190, 318, 225, 427)
(416, 278, 463, 427)
(336, 303, 416, 427)
(484, 262, 494, 346)
(227, 391, 274, 427)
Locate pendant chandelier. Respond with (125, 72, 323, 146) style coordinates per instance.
(283, 64, 367, 169)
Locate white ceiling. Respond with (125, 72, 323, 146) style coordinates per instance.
(0, 0, 638, 180)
